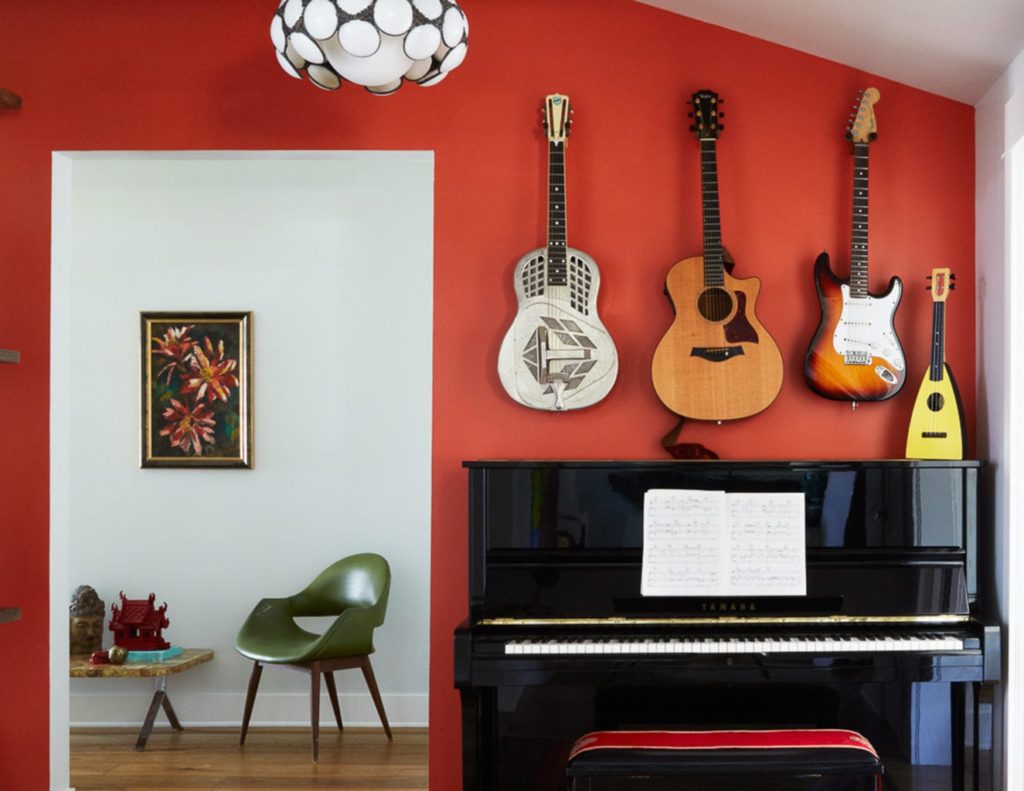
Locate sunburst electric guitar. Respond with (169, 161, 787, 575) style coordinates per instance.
(804, 88, 906, 403)
(651, 89, 783, 421)
(497, 94, 618, 411)
(906, 268, 966, 459)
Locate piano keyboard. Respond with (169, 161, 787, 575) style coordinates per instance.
(504, 633, 965, 656)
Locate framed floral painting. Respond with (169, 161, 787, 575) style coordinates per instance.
(141, 312, 252, 468)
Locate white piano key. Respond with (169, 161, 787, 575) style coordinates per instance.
(504, 631, 967, 657)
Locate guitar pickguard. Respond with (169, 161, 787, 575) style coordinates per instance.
(832, 285, 905, 372)
(724, 291, 758, 344)
(498, 247, 618, 411)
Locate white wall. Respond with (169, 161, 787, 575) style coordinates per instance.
(975, 46, 1024, 791)
(52, 153, 433, 747)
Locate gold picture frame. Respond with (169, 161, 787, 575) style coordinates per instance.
(141, 312, 252, 468)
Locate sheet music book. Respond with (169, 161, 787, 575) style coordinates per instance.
(641, 489, 806, 597)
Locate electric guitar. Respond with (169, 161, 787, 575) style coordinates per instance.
(651, 89, 783, 421)
(497, 94, 618, 411)
(905, 268, 966, 459)
(804, 88, 906, 402)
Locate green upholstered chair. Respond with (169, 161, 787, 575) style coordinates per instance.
(235, 553, 392, 762)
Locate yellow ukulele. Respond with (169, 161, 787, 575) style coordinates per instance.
(651, 89, 783, 421)
(905, 268, 966, 459)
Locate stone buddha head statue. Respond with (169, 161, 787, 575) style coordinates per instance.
(69, 585, 105, 656)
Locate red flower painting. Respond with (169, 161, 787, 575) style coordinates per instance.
(182, 337, 240, 404)
(141, 313, 251, 468)
(160, 398, 216, 454)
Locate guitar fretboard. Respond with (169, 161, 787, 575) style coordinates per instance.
(547, 142, 567, 286)
(699, 139, 724, 286)
(850, 142, 870, 298)
(930, 301, 946, 382)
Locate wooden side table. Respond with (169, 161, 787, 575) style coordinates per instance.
(70, 648, 214, 750)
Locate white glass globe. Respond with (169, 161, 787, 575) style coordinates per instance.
(304, 0, 340, 40)
(271, 0, 468, 94)
(323, 32, 412, 87)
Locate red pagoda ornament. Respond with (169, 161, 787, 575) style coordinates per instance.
(109, 592, 170, 651)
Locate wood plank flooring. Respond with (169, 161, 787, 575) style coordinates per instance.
(70, 727, 427, 791)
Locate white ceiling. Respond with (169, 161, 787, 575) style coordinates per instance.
(636, 0, 1024, 104)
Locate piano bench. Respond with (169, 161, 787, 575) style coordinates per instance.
(565, 729, 883, 791)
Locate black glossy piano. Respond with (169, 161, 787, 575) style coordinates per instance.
(454, 460, 1000, 791)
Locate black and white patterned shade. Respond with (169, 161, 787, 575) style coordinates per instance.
(270, 0, 468, 95)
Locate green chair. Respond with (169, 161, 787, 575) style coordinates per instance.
(235, 553, 392, 762)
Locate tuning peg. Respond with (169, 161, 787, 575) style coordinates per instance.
(718, 125, 725, 131)
(926, 285, 932, 291)
(719, 113, 725, 119)
(926, 274, 933, 279)
(718, 98, 724, 104)
(689, 124, 697, 132)
(950, 283, 957, 290)
(949, 273, 957, 279)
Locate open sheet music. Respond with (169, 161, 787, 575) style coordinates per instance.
(641, 489, 806, 597)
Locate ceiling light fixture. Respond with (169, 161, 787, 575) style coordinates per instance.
(271, 0, 468, 96)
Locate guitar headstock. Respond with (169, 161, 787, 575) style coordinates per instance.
(689, 89, 724, 140)
(927, 267, 956, 301)
(543, 94, 572, 145)
(846, 87, 880, 143)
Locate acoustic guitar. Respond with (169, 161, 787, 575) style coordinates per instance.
(804, 88, 906, 403)
(497, 94, 618, 411)
(651, 89, 783, 421)
(905, 268, 965, 459)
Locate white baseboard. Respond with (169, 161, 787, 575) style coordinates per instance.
(70, 691, 427, 728)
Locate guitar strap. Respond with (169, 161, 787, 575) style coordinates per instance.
(660, 418, 719, 460)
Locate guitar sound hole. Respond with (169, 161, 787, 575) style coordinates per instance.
(697, 287, 734, 322)
(927, 392, 945, 412)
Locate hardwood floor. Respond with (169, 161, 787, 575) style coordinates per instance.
(70, 727, 428, 791)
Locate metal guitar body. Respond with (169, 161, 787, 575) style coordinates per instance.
(498, 246, 618, 411)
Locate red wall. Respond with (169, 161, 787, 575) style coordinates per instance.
(0, 2, 974, 788)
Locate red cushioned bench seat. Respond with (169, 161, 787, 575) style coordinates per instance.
(566, 729, 884, 790)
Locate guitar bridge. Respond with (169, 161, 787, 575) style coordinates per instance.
(843, 351, 872, 365)
(690, 346, 745, 363)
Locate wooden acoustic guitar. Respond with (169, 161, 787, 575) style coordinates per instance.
(804, 88, 906, 403)
(497, 94, 618, 411)
(905, 268, 966, 459)
(651, 89, 783, 421)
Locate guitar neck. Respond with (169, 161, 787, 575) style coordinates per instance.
(930, 300, 946, 381)
(850, 142, 870, 297)
(547, 141, 567, 286)
(700, 138, 724, 286)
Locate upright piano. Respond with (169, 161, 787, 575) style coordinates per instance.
(454, 460, 1000, 791)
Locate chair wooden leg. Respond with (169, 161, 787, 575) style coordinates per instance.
(309, 661, 321, 763)
(360, 656, 392, 740)
(240, 661, 263, 745)
(324, 671, 344, 731)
